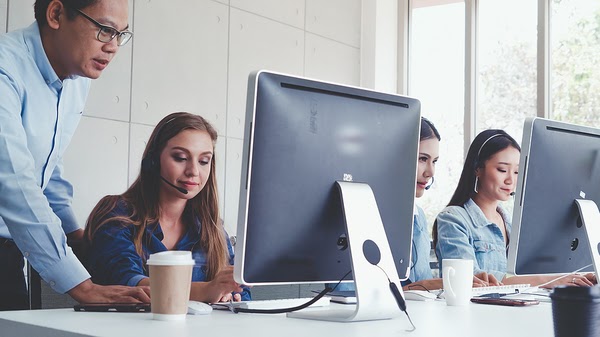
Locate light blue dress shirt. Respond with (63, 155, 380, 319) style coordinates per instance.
(0, 22, 91, 293)
(435, 198, 512, 281)
(411, 206, 434, 282)
(334, 205, 433, 291)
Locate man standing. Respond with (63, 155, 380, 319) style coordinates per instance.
(0, 0, 149, 310)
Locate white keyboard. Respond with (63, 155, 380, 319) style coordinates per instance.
(472, 284, 533, 297)
(213, 297, 331, 310)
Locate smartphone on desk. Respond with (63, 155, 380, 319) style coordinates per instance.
(73, 303, 151, 312)
(471, 297, 540, 306)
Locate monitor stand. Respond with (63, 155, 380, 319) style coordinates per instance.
(575, 199, 600, 276)
(287, 181, 405, 322)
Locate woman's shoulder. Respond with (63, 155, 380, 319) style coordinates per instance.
(436, 204, 473, 228)
(95, 197, 136, 229)
(438, 204, 468, 217)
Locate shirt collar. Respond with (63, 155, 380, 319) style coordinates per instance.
(464, 198, 512, 230)
(151, 214, 202, 245)
(22, 22, 67, 90)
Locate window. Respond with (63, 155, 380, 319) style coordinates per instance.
(476, 0, 538, 143)
(409, 0, 465, 228)
(551, 0, 600, 127)
(407, 0, 600, 231)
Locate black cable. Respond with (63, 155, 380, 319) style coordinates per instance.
(373, 264, 416, 331)
(406, 283, 431, 292)
(229, 270, 352, 314)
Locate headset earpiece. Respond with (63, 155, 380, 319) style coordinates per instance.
(141, 116, 179, 173)
(141, 150, 158, 172)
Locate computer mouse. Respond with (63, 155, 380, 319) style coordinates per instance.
(188, 301, 213, 315)
(403, 290, 438, 301)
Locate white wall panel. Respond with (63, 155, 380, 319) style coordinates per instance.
(6, 0, 34, 32)
(63, 117, 129, 227)
(84, 1, 134, 121)
(128, 123, 153, 185)
(0, 0, 7, 33)
(131, 0, 228, 135)
(306, 0, 360, 47)
(230, 0, 305, 29)
(227, 8, 304, 139)
(223, 137, 243, 235)
(305, 33, 360, 86)
(3, 0, 363, 246)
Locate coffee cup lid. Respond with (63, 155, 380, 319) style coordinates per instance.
(551, 285, 600, 302)
(147, 251, 195, 266)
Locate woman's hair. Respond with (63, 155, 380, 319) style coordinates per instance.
(420, 117, 441, 142)
(84, 112, 228, 280)
(432, 129, 520, 250)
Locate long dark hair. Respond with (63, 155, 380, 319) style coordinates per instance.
(84, 112, 228, 280)
(432, 129, 520, 248)
(421, 117, 441, 142)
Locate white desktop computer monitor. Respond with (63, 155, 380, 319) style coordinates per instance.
(234, 71, 421, 321)
(508, 117, 600, 276)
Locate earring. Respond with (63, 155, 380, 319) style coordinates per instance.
(474, 177, 479, 193)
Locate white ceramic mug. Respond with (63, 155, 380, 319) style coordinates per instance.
(442, 259, 473, 306)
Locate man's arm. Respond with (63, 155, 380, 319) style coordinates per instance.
(0, 72, 149, 304)
(0, 72, 90, 293)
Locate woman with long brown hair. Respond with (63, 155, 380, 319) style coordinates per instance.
(84, 112, 249, 303)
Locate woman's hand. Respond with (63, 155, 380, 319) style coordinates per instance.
(218, 292, 242, 302)
(541, 274, 594, 288)
(203, 266, 243, 303)
(473, 272, 501, 287)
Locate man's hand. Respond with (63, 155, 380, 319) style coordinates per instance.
(68, 279, 151, 303)
(66, 229, 84, 245)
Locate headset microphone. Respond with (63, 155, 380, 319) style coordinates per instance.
(510, 191, 515, 196)
(160, 176, 188, 194)
(425, 177, 435, 190)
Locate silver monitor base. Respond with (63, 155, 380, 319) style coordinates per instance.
(288, 181, 405, 322)
(575, 199, 600, 276)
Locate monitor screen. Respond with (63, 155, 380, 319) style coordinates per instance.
(234, 71, 421, 285)
(508, 117, 600, 275)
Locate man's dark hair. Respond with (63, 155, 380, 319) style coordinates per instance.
(34, 0, 98, 26)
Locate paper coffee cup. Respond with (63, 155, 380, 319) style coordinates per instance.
(147, 251, 195, 321)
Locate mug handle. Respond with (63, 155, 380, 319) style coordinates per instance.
(443, 266, 456, 298)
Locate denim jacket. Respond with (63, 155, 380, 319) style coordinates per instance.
(435, 199, 512, 281)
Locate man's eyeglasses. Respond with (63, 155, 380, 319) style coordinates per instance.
(73, 8, 133, 47)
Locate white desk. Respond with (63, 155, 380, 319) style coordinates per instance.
(0, 300, 554, 337)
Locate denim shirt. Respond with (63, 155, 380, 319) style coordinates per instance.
(87, 201, 251, 300)
(435, 198, 512, 281)
(334, 205, 432, 291)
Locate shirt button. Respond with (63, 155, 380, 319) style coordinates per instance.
(23, 252, 29, 257)
(50, 281, 56, 287)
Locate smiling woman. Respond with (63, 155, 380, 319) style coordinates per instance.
(84, 112, 251, 304)
(433, 129, 595, 288)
